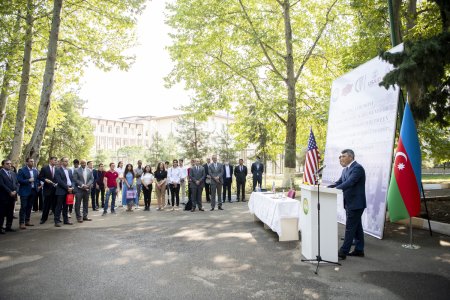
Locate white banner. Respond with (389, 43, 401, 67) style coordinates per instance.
(322, 44, 403, 239)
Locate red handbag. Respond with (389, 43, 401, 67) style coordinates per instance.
(66, 193, 75, 205)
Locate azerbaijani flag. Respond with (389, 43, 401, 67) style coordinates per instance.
(387, 102, 422, 222)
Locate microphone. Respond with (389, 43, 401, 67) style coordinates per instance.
(315, 165, 326, 175)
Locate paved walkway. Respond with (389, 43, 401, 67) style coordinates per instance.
(0, 201, 449, 299)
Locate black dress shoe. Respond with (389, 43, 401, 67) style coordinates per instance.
(0, 229, 5, 234)
(64, 222, 73, 225)
(191, 209, 195, 212)
(40, 220, 45, 224)
(218, 206, 224, 210)
(210, 208, 214, 211)
(5, 228, 16, 232)
(199, 208, 204, 211)
(348, 250, 365, 257)
(338, 251, 347, 260)
(55, 223, 61, 227)
(83, 218, 92, 221)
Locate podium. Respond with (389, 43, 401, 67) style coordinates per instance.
(299, 184, 342, 263)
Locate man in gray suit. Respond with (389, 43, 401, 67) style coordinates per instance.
(208, 154, 224, 211)
(189, 158, 205, 212)
(73, 159, 94, 222)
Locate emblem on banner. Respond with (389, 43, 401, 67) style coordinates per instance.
(303, 198, 309, 215)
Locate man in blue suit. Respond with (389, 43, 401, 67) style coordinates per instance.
(0, 159, 19, 233)
(329, 149, 366, 260)
(17, 158, 41, 229)
(54, 157, 75, 226)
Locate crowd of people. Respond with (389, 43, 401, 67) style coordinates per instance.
(0, 154, 265, 232)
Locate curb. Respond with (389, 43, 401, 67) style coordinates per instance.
(396, 217, 450, 236)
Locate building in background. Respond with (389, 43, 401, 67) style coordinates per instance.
(89, 113, 234, 161)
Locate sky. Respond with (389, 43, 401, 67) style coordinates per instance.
(79, 0, 190, 119)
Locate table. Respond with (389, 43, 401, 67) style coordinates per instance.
(248, 192, 301, 241)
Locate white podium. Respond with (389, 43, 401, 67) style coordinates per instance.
(299, 184, 342, 263)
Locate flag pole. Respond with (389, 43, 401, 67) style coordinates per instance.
(402, 217, 420, 250)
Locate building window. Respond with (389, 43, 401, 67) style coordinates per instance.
(116, 127, 120, 134)
(108, 126, 112, 133)
(100, 125, 104, 133)
(124, 127, 127, 135)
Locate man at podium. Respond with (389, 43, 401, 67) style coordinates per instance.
(328, 149, 366, 260)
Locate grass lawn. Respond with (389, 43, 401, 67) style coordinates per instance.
(422, 174, 450, 184)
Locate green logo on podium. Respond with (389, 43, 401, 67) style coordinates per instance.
(303, 198, 309, 215)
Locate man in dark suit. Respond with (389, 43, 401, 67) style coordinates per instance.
(54, 157, 75, 227)
(73, 159, 94, 223)
(251, 156, 264, 191)
(0, 159, 19, 233)
(234, 159, 248, 202)
(203, 158, 211, 202)
(189, 158, 205, 212)
(222, 161, 233, 203)
(208, 155, 224, 211)
(87, 161, 98, 211)
(39, 156, 58, 224)
(17, 158, 41, 229)
(329, 149, 366, 260)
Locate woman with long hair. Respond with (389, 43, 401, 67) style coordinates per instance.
(141, 165, 154, 211)
(154, 162, 167, 211)
(122, 164, 136, 211)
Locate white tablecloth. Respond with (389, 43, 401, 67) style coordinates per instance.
(248, 192, 302, 236)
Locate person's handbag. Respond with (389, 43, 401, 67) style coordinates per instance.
(66, 193, 75, 205)
(126, 189, 136, 199)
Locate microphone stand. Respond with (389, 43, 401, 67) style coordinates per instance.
(302, 168, 341, 274)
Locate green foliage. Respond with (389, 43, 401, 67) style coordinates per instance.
(166, 1, 353, 169)
(380, 1, 449, 126)
(419, 118, 450, 166)
(0, 0, 146, 163)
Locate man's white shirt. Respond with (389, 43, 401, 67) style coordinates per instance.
(168, 167, 182, 184)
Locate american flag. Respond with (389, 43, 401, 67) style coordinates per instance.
(303, 128, 320, 185)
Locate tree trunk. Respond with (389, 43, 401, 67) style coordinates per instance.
(0, 62, 12, 135)
(24, 0, 63, 164)
(282, 0, 297, 187)
(0, 11, 22, 136)
(9, 0, 34, 166)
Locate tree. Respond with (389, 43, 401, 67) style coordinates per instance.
(38, 93, 94, 165)
(212, 126, 238, 163)
(380, 0, 449, 126)
(166, 0, 349, 185)
(176, 113, 209, 159)
(24, 0, 63, 163)
(8, 0, 35, 166)
(94, 150, 109, 167)
(117, 145, 144, 165)
(146, 132, 168, 167)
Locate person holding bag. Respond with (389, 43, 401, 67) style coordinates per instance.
(122, 164, 136, 212)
